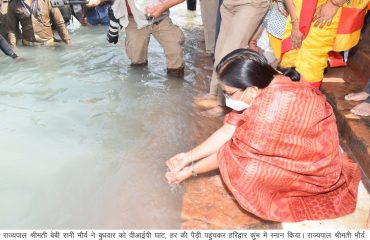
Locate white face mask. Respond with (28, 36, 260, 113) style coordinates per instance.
(224, 90, 250, 111)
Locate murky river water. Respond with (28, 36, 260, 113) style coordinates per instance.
(0, 4, 205, 228)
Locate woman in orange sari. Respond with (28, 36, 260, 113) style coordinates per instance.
(166, 49, 361, 222)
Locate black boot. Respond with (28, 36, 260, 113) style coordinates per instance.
(130, 60, 148, 67)
(167, 66, 184, 77)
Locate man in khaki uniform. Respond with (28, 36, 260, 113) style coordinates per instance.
(195, 0, 271, 116)
(7, 0, 71, 47)
(102, 0, 185, 76)
(199, 0, 218, 55)
(124, 16, 184, 73)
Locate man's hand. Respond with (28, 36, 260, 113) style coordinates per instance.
(313, 1, 340, 28)
(145, 0, 167, 18)
(80, 18, 90, 26)
(248, 39, 262, 53)
(86, 0, 102, 8)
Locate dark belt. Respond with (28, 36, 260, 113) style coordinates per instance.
(152, 17, 165, 25)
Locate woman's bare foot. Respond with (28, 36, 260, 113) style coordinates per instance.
(194, 93, 217, 101)
(166, 152, 192, 172)
(366, 211, 370, 229)
(350, 102, 370, 117)
(194, 94, 218, 109)
(165, 167, 192, 184)
(193, 99, 219, 109)
(345, 91, 369, 101)
(200, 106, 227, 118)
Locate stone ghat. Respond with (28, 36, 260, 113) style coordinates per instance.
(180, 174, 281, 229)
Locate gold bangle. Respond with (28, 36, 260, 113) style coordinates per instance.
(276, 1, 288, 17)
(290, 17, 299, 24)
(191, 161, 197, 177)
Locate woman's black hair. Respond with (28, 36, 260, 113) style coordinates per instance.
(216, 49, 300, 89)
(277, 66, 300, 82)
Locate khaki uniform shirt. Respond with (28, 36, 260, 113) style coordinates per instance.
(7, 0, 70, 47)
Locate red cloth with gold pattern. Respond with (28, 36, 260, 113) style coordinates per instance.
(218, 81, 361, 222)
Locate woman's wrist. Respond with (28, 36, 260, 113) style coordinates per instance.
(292, 21, 300, 29)
(182, 166, 195, 179)
(190, 161, 197, 177)
(329, 0, 344, 7)
(185, 150, 193, 164)
(290, 16, 299, 24)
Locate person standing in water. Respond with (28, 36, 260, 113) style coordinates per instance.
(104, 0, 185, 77)
(193, 0, 270, 117)
(7, 0, 71, 47)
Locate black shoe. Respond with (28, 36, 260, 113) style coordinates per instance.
(167, 66, 184, 77)
(130, 60, 148, 67)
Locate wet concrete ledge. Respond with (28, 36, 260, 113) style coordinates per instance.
(181, 174, 281, 229)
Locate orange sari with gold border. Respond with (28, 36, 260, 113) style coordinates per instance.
(218, 80, 361, 222)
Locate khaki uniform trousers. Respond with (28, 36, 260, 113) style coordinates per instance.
(199, 0, 218, 54)
(22, 38, 54, 46)
(209, 0, 270, 103)
(125, 16, 185, 69)
(0, 0, 8, 38)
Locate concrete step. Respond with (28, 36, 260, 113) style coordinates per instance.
(181, 174, 280, 229)
(322, 67, 370, 191)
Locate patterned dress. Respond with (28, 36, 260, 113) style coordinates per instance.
(262, 0, 287, 39)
